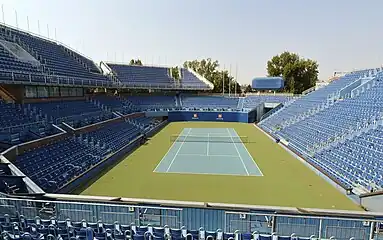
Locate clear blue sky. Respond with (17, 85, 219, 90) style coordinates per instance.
(1, 0, 382, 84)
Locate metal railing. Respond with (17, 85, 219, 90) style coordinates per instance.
(0, 196, 382, 239)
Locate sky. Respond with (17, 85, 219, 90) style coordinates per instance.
(1, 0, 383, 84)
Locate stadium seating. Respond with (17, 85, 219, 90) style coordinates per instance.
(242, 95, 293, 109)
(180, 95, 239, 110)
(107, 64, 175, 87)
(308, 125, 383, 190)
(13, 118, 161, 192)
(180, 68, 211, 89)
(0, 25, 109, 85)
(29, 100, 116, 128)
(126, 95, 178, 111)
(128, 116, 163, 133)
(0, 100, 58, 147)
(90, 95, 138, 115)
(259, 69, 373, 132)
(259, 69, 383, 191)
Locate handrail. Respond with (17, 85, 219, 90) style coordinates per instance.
(0, 22, 96, 66)
(0, 121, 46, 132)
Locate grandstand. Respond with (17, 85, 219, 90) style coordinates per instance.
(0, 19, 382, 240)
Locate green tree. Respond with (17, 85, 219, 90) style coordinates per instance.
(183, 58, 241, 94)
(243, 84, 253, 93)
(129, 59, 143, 65)
(171, 67, 180, 80)
(267, 52, 318, 94)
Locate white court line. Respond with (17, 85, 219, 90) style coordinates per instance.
(165, 128, 192, 172)
(207, 133, 210, 156)
(153, 128, 188, 172)
(229, 128, 264, 176)
(164, 170, 249, 177)
(226, 128, 250, 176)
(177, 153, 239, 157)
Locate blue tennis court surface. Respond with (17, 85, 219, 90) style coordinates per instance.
(154, 128, 263, 176)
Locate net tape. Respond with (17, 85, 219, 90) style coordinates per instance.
(170, 134, 248, 143)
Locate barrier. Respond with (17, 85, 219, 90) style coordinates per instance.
(168, 111, 250, 123)
(0, 195, 382, 239)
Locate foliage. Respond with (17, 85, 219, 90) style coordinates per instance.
(267, 52, 319, 94)
(171, 67, 180, 80)
(183, 58, 241, 93)
(243, 84, 253, 93)
(129, 59, 143, 66)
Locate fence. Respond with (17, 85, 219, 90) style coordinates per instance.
(0, 196, 382, 240)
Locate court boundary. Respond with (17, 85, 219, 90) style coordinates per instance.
(153, 127, 263, 176)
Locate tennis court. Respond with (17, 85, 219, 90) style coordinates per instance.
(154, 128, 263, 176)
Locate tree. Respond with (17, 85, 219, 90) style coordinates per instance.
(129, 59, 143, 66)
(267, 52, 318, 94)
(171, 67, 180, 80)
(183, 58, 241, 94)
(243, 84, 253, 93)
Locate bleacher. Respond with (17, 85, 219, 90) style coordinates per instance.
(128, 116, 163, 133)
(242, 95, 293, 109)
(107, 64, 175, 88)
(0, 44, 44, 82)
(259, 69, 383, 191)
(126, 95, 177, 111)
(13, 119, 161, 192)
(259, 69, 372, 132)
(180, 68, 211, 89)
(180, 95, 239, 111)
(0, 24, 109, 85)
(309, 125, 383, 190)
(29, 100, 116, 128)
(91, 95, 138, 115)
(0, 101, 57, 147)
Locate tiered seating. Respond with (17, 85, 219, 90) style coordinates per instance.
(13, 118, 163, 192)
(65, 49, 102, 74)
(91, 95, 138, 115)
(83, 121, 142, 152)
(0, 101, 57, 147)
(129, 116, 162, 133)
(126, 96, 177, 111)
(180, 68, 211, 89)
(0, 25, 109, 85)
(242, 95, 293, 109)
(14, 137, 103, 192)
(309, 125, 383, 190)
(277, 78, 383, 151)
(29, 100, 116, 128)
(107, 64, 174, 87)
(258, 70, 383, 191)
(0, 44, 44, 82)
(181, 95, 239, 110)
(260, 69, 372, 132)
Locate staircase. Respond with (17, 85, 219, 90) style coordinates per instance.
(0, 85, 16, 103)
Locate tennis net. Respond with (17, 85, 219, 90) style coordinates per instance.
(170, 134, 248, 143)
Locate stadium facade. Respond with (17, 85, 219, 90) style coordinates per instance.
(0, 23, 382, 240)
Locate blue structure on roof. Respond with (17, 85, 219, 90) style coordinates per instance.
(252, 77, 284, 90)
